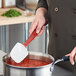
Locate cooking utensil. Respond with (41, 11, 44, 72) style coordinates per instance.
(3, 51, 69, 76)
(23, 30, 37, 47)
(10, 30, 37, 63)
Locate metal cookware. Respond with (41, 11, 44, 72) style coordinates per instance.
(3, 51, 69, 76)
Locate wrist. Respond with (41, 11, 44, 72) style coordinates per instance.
(36, 8, 48, 19)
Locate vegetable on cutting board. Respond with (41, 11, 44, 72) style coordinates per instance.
(1, 9, 22, 17)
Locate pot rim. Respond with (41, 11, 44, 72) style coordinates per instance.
(3, 51, 55, 69)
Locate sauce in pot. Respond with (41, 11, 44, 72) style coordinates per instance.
(7, 58, 51, 67)
(5, 55, 53, 67)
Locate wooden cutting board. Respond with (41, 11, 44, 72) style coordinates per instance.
(0, 7, 35, 26)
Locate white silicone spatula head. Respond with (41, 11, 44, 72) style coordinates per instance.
(10, 42, 28, 63)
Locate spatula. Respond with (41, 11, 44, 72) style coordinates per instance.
(10, 30, 37, 63)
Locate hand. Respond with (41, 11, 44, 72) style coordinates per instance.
(66, 47, 76, 65)
(29, 8, 48, 35)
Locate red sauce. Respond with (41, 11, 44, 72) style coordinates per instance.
(6, 58, 51, 67)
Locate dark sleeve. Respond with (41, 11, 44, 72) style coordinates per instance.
(36, 0, 48, 10)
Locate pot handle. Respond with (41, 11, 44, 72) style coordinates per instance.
(62, 56, 69, 61)
(50, 56, 69, 72)
(53, 56, 69, 65)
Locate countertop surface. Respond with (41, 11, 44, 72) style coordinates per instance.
(0, 7, 35, 26)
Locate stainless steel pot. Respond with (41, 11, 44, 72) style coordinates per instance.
(3, 51, 69, 76)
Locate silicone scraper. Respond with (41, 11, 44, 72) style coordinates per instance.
(10, 30, 37, 63)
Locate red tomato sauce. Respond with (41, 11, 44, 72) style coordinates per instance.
(6, 57, 52, 67)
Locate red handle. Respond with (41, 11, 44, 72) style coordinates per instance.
(24, 30, 37, 47)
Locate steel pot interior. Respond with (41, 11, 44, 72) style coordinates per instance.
(3, 51, 54, 69)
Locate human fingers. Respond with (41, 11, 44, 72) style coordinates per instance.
(69, 53, 74, 65)
(65, 53, 74, 65)
(38, 26, 45, 36)
(75, 54, 76, 63)
(29, 19, 38, 35)
(65, 53, 70, 56)
(70, 47, 76, 65)
(36, 18, 46, 34)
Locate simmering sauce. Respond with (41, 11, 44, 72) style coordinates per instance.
(7, 58, 51, 67)
(5, 55, 53, 67)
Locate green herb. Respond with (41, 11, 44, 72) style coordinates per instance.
(1, 9, 22, 17)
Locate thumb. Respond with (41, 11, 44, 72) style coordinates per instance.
(65, 53, 71, 56)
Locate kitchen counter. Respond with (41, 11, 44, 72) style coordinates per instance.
(0, 7, 35, 26)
